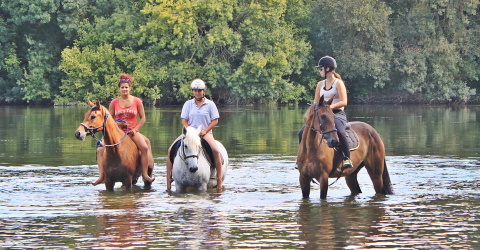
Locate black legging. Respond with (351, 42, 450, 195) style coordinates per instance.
(297, 110, 350, 160)
(334, 110, 350, 160)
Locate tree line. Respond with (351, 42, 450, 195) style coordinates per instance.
(1, 0, 479, 105)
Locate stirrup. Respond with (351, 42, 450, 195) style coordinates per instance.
(341, 159, 353, 170)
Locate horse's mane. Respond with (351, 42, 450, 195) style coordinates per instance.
(185, 126, 201, 152)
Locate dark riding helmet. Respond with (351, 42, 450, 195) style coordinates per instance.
(315, 56, 337, 70)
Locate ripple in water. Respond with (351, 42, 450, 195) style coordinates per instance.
(0, 155, 478, 249)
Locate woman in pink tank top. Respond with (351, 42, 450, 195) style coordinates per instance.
(91, 73, 155, 186)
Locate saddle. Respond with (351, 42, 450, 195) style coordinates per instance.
(170, 138, 217, 168)
(344, 123, 360, 151)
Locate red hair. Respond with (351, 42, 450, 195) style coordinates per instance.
(118, 73, 134, 86)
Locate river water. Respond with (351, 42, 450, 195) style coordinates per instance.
(0, 105, 478, 249)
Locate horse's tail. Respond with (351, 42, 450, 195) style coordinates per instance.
(382, 159, 393, 195)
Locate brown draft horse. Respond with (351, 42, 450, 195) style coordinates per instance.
(74, 100, 154, 191)
(296, 96, 393, 199)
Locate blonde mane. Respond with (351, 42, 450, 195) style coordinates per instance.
(185, 126, 201, 152)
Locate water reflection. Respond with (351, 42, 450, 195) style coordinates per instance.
(297, 197, 387, 249)
(2, 105, 480, 167)
(92, 192, 148, 249)
(168, 207, 226, 249)
(0, 105, 479, 249)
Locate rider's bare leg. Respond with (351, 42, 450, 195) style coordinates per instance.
(92, 147, 106, 186)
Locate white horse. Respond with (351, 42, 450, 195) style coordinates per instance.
(172, 126, 228, 192)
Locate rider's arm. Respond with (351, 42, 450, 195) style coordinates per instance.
(135, 101, 146, 132)
(330, 79, 348, 110)
(313, 81, 321, 103)
(201, 119, 218, 136)
(182, 118, 189, 128)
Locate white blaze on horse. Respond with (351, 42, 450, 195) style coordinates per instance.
(172, 126, 228, 192)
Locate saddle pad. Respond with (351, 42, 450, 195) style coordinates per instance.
(169, 139, 213, 166)
(346, 126, 360, 151)
(170, 138, 223, 169)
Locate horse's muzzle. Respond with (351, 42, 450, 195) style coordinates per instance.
(326, 137, 339, 148)
(75, 129, 86, 141)
(189, 166, 198, 173)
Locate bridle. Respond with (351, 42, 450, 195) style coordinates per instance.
(304, 102, 345, 186)
(178, 136, 203, 162)
(80, 105, 129, 147)
(305, 102, 337, 138)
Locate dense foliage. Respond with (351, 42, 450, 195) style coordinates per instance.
(1, 0, 479, 105)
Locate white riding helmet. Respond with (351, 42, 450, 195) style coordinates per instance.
(190, 79, 206, 90)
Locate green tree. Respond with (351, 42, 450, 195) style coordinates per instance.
(389, 0, 479, 101)
(140, 0, 310, 104)
(0, 15, 23, 102)
(0, 0, 87, 103)
(57, 1, 163, 105)
(308, 0, 394, 96)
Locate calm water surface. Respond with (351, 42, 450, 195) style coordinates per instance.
(0, 105, 479, 249)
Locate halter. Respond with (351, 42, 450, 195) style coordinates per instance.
(80, 105, 129, 147)
(305, 102, 337, 136)
(178, 135, 203, 162)
(306, 102, 347, 186)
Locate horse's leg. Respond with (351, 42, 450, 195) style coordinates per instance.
(299, 173, 312, 198)
(91, 147, 106, 186)
(144, 160, 153, 189)
(199, 183, 208, 192)
(381, 159, 393, 194)
(123, 177, 133, 192)
(105, 178, 115, 191)
(364, 152, 386, 194)
(175, 182, 185, 192)
(345, 163, 363, 195)
(319, 172, 329, 200)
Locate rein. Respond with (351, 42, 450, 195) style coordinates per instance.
(304, 102, 338, 136)
(80, 106, 129, 147)
(305, 102, 344, 187)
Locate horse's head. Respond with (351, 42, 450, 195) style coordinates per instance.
(181, 126, 203, 172)
(307, 95, 339, 148)
(75, 100, 109, 141)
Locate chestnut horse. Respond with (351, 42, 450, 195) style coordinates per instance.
(296, 96, 392, 199)
(74, 100, 154, 191)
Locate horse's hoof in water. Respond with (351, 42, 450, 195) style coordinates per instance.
(144, 182, 152, 190)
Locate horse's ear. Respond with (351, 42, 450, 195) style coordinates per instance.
(87, 100, 94, 107)
(196, 125, 202, 135)
(319, 95, 325, 105)
(95, 100, 101, 108)
(327, 96, 335, 106)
